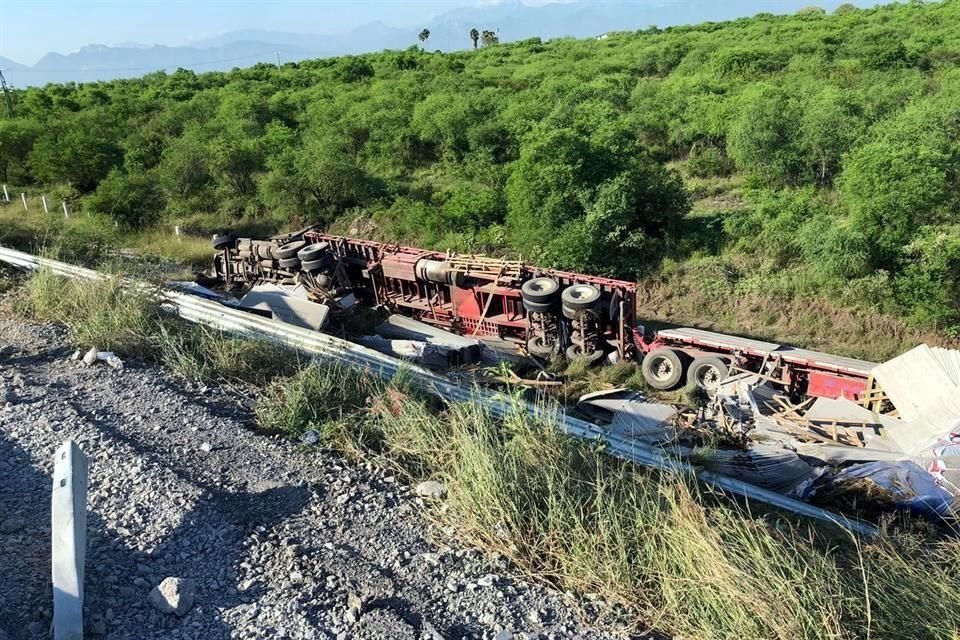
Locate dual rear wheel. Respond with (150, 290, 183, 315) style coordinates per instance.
(641, 348, 729, 392)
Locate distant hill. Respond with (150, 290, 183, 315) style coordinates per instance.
(0, 0, 866, 86)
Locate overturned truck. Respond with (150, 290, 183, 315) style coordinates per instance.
(210, 229, 878, 402)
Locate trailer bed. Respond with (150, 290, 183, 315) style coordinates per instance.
(657, 328, 876, 376)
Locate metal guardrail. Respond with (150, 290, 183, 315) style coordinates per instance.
(0, 246, 878, 537)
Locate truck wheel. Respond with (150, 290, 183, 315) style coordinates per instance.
(523, 299, 555, 313)
(526, 336, 556, 358)
(278, 256, 301, 270)
(212, 233, 235, 250)
(566, 343, 605, 365)
(297, 242, 330, 263)
(301, 256, 332, 273)
(274, 240, 306, 260)
(641, 348, 685, 390)
(687, 356, 729, 393)
(561, 284, 601, 311)
(521, 277, 560, 303)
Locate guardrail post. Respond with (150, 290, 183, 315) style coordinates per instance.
(51, 440, 88, 640)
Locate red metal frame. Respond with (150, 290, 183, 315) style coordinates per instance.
(305, 232, 637, 351)
(634, 331, 870, 401)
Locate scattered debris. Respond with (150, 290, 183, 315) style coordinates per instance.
(300, 430, 320, 446)
(695, 445, 814, 493)
(576, 388, 677, 443)
(199, 441, 212, 453)
(355, 335, 464, 369)
(376, 315, 482, 365)
(798, 461, 954, 519)
(82, 346, 98, 366)
(79, 347, 123, 370)
(239, 283, 331, 331)
(871, 345, 960, 453)
(148, 577, 196, 617)
(415, 480, 447, 500)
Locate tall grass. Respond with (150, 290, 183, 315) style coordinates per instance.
(15, 268, 157, 357)
(15, 271, 291, 384)
(362, 396, 959, 640)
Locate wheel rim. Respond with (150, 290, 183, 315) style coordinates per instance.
(652, 356, 674, 381)
(566, 285, 598, 302)
(696, 364, 722, 389)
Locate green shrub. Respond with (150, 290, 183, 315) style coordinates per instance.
(88, 169, 166, 229)
(686, 146, 731, 178)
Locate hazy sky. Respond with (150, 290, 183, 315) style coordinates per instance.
(0, 0, 532, 65)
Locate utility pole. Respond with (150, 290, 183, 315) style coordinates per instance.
(275, 51, 281, 69)
(0, 69, 14, 118)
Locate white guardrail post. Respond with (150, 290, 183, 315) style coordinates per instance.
(51, 439, 88, 640)
(0, 246, 878, 538)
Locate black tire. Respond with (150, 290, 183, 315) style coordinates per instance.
(523, 299, 555, 313)
(566, 343, 605, 365)
(521, 277, 560, 303)
(526, 336, 556, 358)
(278, 256, 301, 270)
(641, 348, 686, 390)
(212, 233, 235, 250)
(274, 240, 306, 260)
(297, 242, 330, 262)
(562, 305, 580, 320)
(687, 356, 729, 393)
(561, 284, 601, 311)
(301, 256, 333, 272)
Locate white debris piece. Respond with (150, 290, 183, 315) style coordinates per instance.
(239, 283, 330, 331)
(576, 388, 677, 443)
(871, 345, 960, 453)
(81, 347, 98, 366)
(148, 577, 195, 617)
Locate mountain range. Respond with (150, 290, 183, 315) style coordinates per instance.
(0, 0, 862, 87)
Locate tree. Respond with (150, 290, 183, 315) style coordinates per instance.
(87, 168, 165, 228)
(419, 29, 431, 44)
(158, 129, 215, 214)
(0, 119, 41, 183)
(470, 28, 480, 49)
(275, 132, 377, 222)
(798, 85, 865, 185)
(505, 127, 689, 275)
(726, 83, 804, 186)
(29, 111, 122, 192)
(482, 30, 500, 47)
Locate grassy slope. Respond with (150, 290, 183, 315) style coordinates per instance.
(4, 269, 959, 640)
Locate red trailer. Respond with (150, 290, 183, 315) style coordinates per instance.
(214, 230, 638, 363)
(634, 327, 875, 401)
(210, 229, 876, 401)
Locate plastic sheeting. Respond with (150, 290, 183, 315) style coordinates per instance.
(809, 461, 955, 518)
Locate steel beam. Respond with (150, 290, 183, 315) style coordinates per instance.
(51, 440, 88, 640)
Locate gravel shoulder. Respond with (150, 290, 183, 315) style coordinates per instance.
(0, 317, 633, 640)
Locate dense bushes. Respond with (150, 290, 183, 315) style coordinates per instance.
(2, 0, 959, 331)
